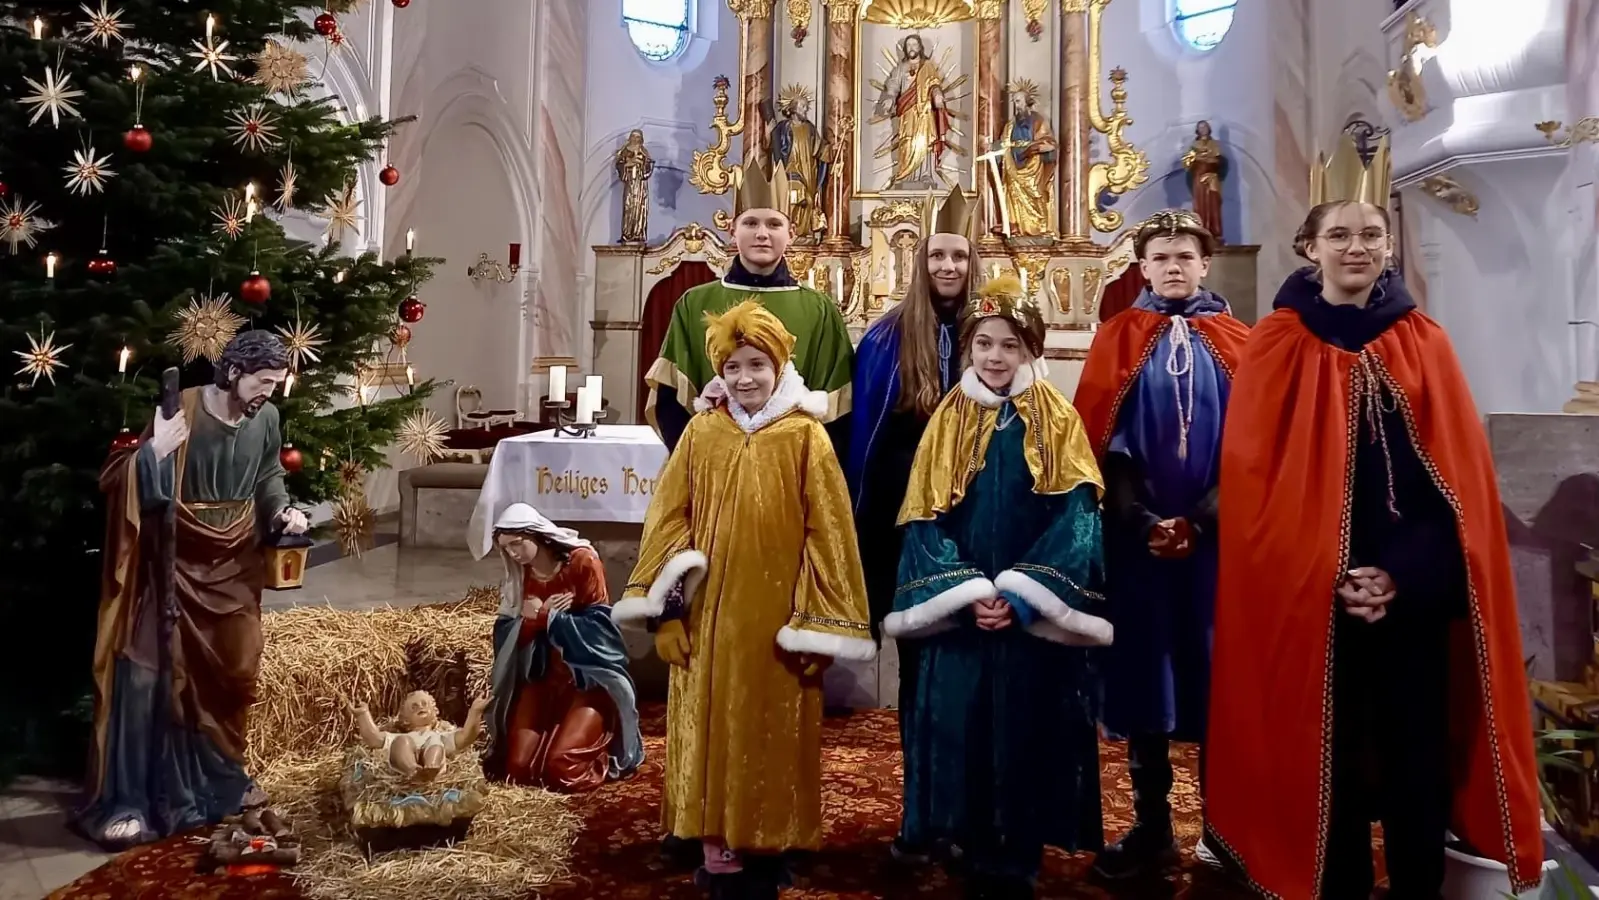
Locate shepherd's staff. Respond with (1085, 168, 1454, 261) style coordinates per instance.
(148, 366, 181, 829)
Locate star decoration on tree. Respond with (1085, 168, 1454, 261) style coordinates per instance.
(337, 458, 366, 491)
(213, 192, 247, 239)
(274, 317, 326, 369)
(14, 329, 72, 387)
(396, 409, 449, 465)
(168, 293, 245, 364)
(249, 40, 309, 95)
(227, 103, 281, 153)
(326, 29, 350, 54)
(63, 145, 115, 196)
(1, 197, 57, 255)
(321, 181, 361, 244)
(275, 160, 298, 211)
(330, 490, 375, 558)
(76, 1, 129, 47)
(189, 33, 238, 80)
(21, 67, 85, 128)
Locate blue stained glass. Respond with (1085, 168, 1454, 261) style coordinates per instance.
(624, 0, 690, 61)
(1174, 0, 1237, 51)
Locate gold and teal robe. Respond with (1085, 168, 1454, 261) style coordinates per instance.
(615, 363, 874, 853)
(644, 261, 854, 452)
(885, 366, 1109, 880)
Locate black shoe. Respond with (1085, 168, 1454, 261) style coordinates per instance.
(663, 834, 703, 869)
(1092, 822, 1179, 880)
(963, 873, 1036, 899)
(889, 836, 932, 865)
(695, 867, 781, 899)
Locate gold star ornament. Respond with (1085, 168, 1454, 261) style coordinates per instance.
(77, 1, 129, 47)
(213, 192, 247, 239)
(275, 161, 298, 212)
(248, 39, 308, 95)
(227, 102, 281, 153)
(168, 293, 244, 364)
(331, 490, 375, 558)
(21, 66, 85, 128)
(189, 33, 237, 81)
(396, 409, 449, 465)
(63, 145, 115, 196)
(1, 197, 57, 255)
(274, 317, 326, 369)
(321, 181, 361, 244)
(14, 329, 72, 387)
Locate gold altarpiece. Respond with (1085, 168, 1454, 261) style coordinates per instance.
(589, 0, 1153, 416)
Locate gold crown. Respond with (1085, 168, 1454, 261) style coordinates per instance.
(1310, 134, 1391, 208)
(734, 161, 792, 217)
(921, 185, 974, 238)
(965, 273, 1044, 354)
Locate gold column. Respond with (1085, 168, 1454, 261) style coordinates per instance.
(1059, 0, 1092, 244)
(737, 0, 776, 172)
(821, 0, 859, 249)
(974, 1, 1004, 245)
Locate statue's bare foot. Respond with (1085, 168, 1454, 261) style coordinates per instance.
(100, 814, 147, 848)
(241, 784, 270, 809)
(414, 764, 442, 783)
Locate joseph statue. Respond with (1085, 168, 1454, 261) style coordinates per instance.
(78, 331, 307, 849)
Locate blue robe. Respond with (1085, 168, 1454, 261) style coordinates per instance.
(891, 417, 1105, 880)
(1101, 289, 1231, 742)
(486, 606, 645, 779)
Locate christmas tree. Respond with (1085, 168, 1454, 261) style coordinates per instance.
(0, 0, 439, 780)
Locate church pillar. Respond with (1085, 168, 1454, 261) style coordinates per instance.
(821, 0, 859, 249)
(1058, 0, 1092, 243)
(738, 0, 776, 172)
(974, 1, 1005, 244)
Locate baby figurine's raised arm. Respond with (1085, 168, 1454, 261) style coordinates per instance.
(453, 695, 492, 755)
(350, 701, 385, 750)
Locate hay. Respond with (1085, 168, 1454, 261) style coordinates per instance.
(256, 748, 579, 900)
(248, 586, 582, 900)
(249, 586, 500, 770)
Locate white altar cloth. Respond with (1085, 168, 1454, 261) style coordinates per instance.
(467, 425, 668, 558)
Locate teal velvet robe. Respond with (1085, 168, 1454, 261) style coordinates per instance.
(890, 419, 1106, 875)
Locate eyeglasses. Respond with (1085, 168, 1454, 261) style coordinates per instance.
(1318, 228, 1389, 250)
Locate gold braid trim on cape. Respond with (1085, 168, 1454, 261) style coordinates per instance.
(897, 377, 1103, 526)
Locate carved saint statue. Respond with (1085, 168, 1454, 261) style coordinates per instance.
(872, 33, 960, 189)
(615, 129, 654, 244)
(995, 80, 1057, 237)
(771, 85, 825, 237)
(1181, 120, 1228, 243)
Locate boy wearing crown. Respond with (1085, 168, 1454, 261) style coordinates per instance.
(884, 275, 1110, 899)
(1071, 210, 1249, 880)
(616, 301, 874, 899)
(644, 162, 854, 454)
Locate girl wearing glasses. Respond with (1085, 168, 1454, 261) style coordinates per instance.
(1203, 199, 1543, 898)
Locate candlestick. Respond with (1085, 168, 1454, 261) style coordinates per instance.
(32, 16, 42, 39)
(406, 229, 415, 253)
(46, 252, 57, 279)
(405, 365, 415, 386)
(547, 365, 566, 403)
(118, 346, 131, 374)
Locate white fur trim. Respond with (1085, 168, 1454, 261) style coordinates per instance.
(993, 569, 1113, 646)
(959, 361, 1036, 408)
(611, 549, 708, 624)
(882, 576, 996, 639)
(776, 626, 877, 661)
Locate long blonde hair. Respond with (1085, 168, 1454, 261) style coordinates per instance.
(894, 241, 967, 418)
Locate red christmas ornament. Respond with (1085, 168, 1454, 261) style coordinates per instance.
(313, 12, 338, 35)
(392, 0, 411, 7)
(87, 250, 117, 276)
(279, 443, 304, 474)
(123, 124, 152, 153)
(0, 180, 8, 198)
(110, 428, 141, 452)
(398, 295, 426, 323)
(391, 323, 412, 348)
(241, 270, 271, 304)
(379, 164, 401, 187)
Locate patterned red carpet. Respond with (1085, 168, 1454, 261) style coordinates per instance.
(51, 705, 1247, 899)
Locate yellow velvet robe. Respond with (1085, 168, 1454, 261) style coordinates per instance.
(615, 365, 874, 852)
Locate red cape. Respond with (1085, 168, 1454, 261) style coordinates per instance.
(1074, 307, 1250, 458)
(1204, 310, 1543, 895)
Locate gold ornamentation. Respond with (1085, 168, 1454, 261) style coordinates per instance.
(1013, 254, 1048, 297)
(77, 1, 129, 47)
(169, 294, 244, 364)
(1081, 265, 1105, 317)
(861, 0, 976, 27)
(787, 249, 817, 284)
(1050, 268, 1072, 315)
(1417, 174, 1479, 218)
(0, 196, 55, 255)
(689, 76, 745, 197)
(21, 65, 85, 128)
(396, 409, 450, 465)
(63, 143, 115, 196)
(14, 328, 71, 387)
(1310, 134, 1390, 207)
(250, 40, 309, 95)
(1086, 64, 1150, 232)
(337, 459, 366, 491)
(213, 192, 247, 240)
(1386, 12, 1437, 123)
(646, 254, 684, 276)
(728, 0, 776, 19)
(683, 222, 710, 253)
(868, 200, 924, 227)
(787, 0, 812, 40)
(1021, 0, 1047, 27)
(869, 34, 970, 190)
(274, 318, 326, 369)
(1538, 118, 1599, 147)
(1061, 0, 1089, 12)
(974, 0, 1002, 18)
(823, 0, 861, 22)
(321, 181, 362, 244)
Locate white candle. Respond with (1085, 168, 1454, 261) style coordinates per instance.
(834, 266, 843, 302)
(574, 386, 593, 424)
(118, 346, 131, 373)
(32, 17, 43, 39)
(206, 14, 215, 39)
(46, 253, 57, 279)
(129, 64, 141, 81)
(283, 372, 294, 396)
(585, 375, 603, 416)
(405, 365, 415, 386)
(547, 365, 566, 402)
(406, 228, 415, 253)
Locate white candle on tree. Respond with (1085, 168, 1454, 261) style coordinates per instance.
(547, 365, 566, 403)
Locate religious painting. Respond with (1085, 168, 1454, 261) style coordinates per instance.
(857, 21, 973, 197)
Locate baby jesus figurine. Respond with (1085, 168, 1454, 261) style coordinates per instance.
(350, 690, 491, 782)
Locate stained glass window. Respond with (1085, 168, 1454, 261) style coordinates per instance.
(623, 0, 691, 62)
(1174, 0, 1237, 51)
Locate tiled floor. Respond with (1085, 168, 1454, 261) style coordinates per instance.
(0, 542, 497, 899)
